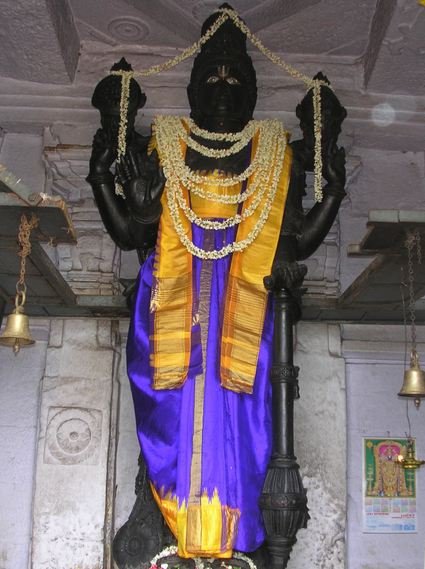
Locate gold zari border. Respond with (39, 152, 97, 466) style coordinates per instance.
(151, 485, 240, 558)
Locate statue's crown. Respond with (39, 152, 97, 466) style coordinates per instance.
(199, 4, 248, 59)
(92, 58, 146, 115)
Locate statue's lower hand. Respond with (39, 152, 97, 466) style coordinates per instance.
(117, 148, 165, 222)
(264, 261, 307, 292)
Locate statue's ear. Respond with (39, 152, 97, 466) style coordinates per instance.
(295, 103, 302, 120)
(187, 84, 195, 112)
(138, 92, 147, 110)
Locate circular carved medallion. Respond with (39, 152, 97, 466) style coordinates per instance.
(45, 407, 102, 465)
(108, 17, 150, 43)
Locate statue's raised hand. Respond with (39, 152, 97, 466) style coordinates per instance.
(89, 128, 117, 176)
(322, 138, 346, 189)
(117, 148, 165, 223)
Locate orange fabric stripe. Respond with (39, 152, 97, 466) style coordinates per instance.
(220, 142, 292, 392)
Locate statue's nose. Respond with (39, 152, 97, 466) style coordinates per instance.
(215, 81, 233, 100)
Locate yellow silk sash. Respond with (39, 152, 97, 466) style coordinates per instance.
(150, 125, 292, 392)
(151, 484, 239, 558)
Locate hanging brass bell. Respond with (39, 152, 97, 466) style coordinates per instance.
(398, 350, 425, 408)
(0, 305, 34, 354)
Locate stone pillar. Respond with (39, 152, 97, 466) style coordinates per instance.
(290, 322, 346, 569)
(31, 318, 121, 569)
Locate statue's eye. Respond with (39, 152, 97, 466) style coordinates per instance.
(206, 75, 220, 84)
(226, 76, 240, 85)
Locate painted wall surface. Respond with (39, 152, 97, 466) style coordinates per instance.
(0, 322, 49, 569)
(1, 320, 425, 569)
(344, 325, 425, 569)
(292, 322, 346, 569)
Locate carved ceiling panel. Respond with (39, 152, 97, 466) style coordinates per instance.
(69, 0, 374, 58)
(70, 0, 187, 47)
(258, 0, 376, 56)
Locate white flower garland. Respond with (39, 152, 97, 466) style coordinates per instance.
(164, 131, 286, 259)
(180, 128, 255, 159)
(174, 169, 267, 231)
(152, 115, 287, 256)
(186, 118, 255, 142)
(175, 118, 258, 159)
(109, 7, 331, 202)
(149, 545, 257, 569)
(154, 116, 284, 197)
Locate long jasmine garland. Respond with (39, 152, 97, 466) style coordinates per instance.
(152, 115, 287, 257)
(187, 118, 255, 142)
(161, 124, 287, 260)
(155, 116, 285, 196)
(110, 7, 329, 202)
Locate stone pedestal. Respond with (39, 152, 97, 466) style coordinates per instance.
(30, 319, 121, 569)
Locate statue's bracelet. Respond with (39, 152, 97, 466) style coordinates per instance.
(86, 171, 114, 185)
(324, 184, 346, 199)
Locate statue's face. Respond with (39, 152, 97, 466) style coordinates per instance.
(194, 63, 252, 132)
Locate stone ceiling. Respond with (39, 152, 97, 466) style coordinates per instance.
(0, 0, 423, 150)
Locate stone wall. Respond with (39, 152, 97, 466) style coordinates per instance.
(0, 321, 49, 569)
(291, 323, 346, 569)
(30, 319, 120, 569)
(343, 325, 425, 569)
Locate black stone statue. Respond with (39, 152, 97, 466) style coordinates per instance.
(88, 5, 346, 569)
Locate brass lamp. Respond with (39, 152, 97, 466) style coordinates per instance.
(0, 213, 38, 354)
(398, 230, 425, 408)
(397, 438, 425, 470)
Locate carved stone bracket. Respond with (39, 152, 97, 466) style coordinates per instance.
(43, 147, 121, 296)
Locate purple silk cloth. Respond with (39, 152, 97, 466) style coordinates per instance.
(127, 226, 274, 552)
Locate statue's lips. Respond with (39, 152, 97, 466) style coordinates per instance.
(211, 99, 238, 115)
